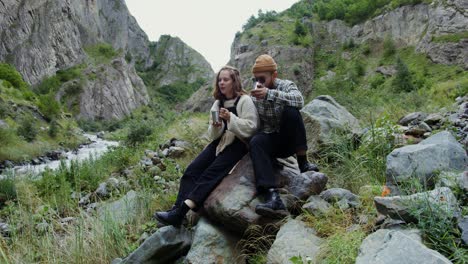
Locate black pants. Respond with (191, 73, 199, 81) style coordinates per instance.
(250, 106, 308, 191)
(174, 137, 248, 208)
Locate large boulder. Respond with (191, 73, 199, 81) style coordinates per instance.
(184, 217, 243, 263)
(97, 190, 142, 225)
(374, 187, 458, 223)
(301, 95, 362, 153)
(266, 217, 322, 264)
(117, 226, 192, 264)
(386, 131, 467, 185)
(356, 229, 452, 264)
(203, 155, 328, 233)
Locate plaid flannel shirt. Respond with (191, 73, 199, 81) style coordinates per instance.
(252, 78, 304, 133)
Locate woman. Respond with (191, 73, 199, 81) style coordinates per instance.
(154, 66, 259, 227)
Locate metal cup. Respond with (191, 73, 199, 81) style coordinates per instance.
(211, 110, 219, 123)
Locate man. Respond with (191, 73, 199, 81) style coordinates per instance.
(249, 54, 318, 218)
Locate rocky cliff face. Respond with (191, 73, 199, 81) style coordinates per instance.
(148, 35, 214, 88)
(0, 0, 151, 85)
(0, 0, 214, 120)
(319, 0, 468, 69)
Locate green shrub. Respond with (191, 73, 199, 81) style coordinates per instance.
(294, 20, 307, 37)
(37, 94, 61, 121)
(432, 31, 468, 43)
(0, 63, 27, 89)
(125, 121, 153, 146)
(36, 76, 61, 95)
(409, 194, 468, 263)
(392, 57, 415, 92)
(369, 74, 386, 89)
(84, 43, 119, 64)
(16, 115, 38, 142)
(383, 36, 396, 57)
(311, 0, 431, 25)
(0, 127, 17, 146)
(48, 119, 59, 138)
(0, 177, 17, 205)
(242, 10, 279, 31)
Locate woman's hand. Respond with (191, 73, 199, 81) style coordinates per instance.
(212, 120, 222, 128)
(219, 107, 231, 122)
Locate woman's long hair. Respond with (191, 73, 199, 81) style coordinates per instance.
(212, 66, 247, 101)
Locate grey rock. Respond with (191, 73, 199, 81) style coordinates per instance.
(111, 258, 123, 264)
(424, 113, 444, 126)
(149, 166, 162, 176)
(107, 177, 120, 190)
(319, 70, 336, 81)
(78, 193, 91, 206)
(266, 217, 322, 264)
(161, 148, 169, 158)
(204, 155, 328, 233)
(86, 202, 98, 213)
(301, 95, 362, 153)
(405, 121, 432, 137)
(398, 112, 428, 126)
(172, 140, 191, 149)
(435, 171, 460, 189)
(35, 221, 51, 234)
(59, 217, 75, 224)
(120, 226, 192, 264)
(95, 182, 109, 198)
(180, 84, 215, 113)
(386, 131, 467, 185)
(322, 3, 468, 69)
(320, 188, 360, 208)
(185, 217, 243, 264)
(302, 196, 331, 216)
(140, 158, 153, 168)
(96, 131, 105, 139)
(151, 156, 161, 165)
(375, 65, 397, 76)
(137, 232, 150, 245)
(0, 222, 10, 237)
(97, 190, 142, 225)
(0, 120, 8, 128)
(374, 187, 458, 223)
(166, 146, 185, 158)
(0, 0, 151, 86)
(61, 58, 150, 121)
(458, 216, 468, 245)
(356, 229, 452, 264)
(458, 171, 468, 192)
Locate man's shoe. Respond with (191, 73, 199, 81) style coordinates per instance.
(255, 188, 289, 219)
(153, 203, 190, 227)
(299, 162, 319, 173)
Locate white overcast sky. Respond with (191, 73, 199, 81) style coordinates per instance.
(125, 0, 299, 72)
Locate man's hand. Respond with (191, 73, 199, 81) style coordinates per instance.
(250, 87, 268, 99)
(219, 108, 231, 122)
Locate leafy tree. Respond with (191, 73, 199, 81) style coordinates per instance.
(125, 121, 153, 146)
(17, 114, 38, 142)
(0, 63, 27, 89)
(48, 119, 59, 138)
(294, 20, 307, 37)
(383, 36, 396, 57)
(393, 57, 414, 92)
(38, 94, 61, 121)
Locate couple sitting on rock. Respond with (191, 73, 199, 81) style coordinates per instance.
(154, 54, 319, 227)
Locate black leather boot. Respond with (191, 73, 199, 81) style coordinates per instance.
(255, 188, 289, 218)
(299, 162, 319, 173)
(153, 203, 190, 227)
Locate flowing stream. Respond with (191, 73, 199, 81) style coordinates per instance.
(0, 134, 119, 179)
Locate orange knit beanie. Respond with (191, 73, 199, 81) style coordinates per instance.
(252, 54, 277, 73)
